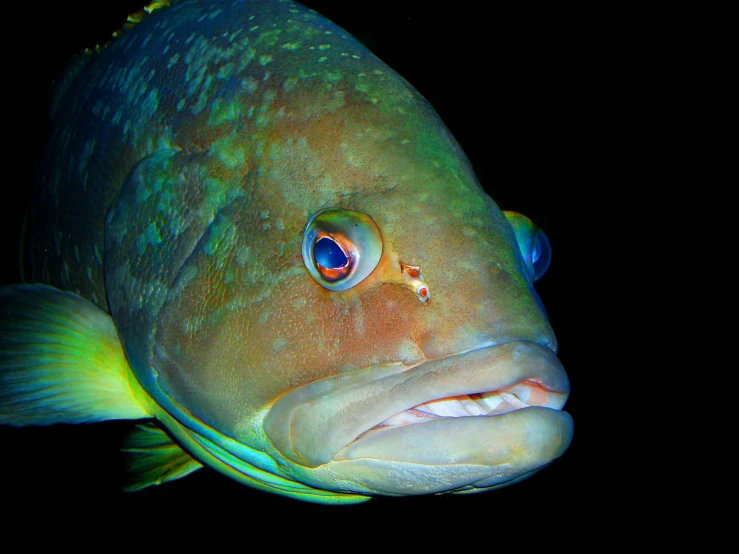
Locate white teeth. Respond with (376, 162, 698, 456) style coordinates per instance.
(499, 391, 529, 410)
(476, 392, 503, 412)
(459, 398, 488, 415)
(479, 391, 528, 415)
(415, 395, 488, 417)
(375, 390, 533, 429)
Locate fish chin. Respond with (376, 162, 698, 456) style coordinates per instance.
(263, 341, 573, 496)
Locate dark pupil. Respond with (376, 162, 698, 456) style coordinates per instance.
(314, 237, 348, 268)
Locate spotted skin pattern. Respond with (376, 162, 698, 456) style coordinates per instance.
(14, 0, 567, 502)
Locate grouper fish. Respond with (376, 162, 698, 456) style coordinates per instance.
(0, 0, 573, 503)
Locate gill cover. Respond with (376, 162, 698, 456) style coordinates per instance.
(103, 151, 367, 503)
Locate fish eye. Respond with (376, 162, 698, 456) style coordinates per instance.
(302, 208, 383, 291)
(503, 211, 552, 282)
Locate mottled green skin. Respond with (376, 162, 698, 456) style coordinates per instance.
(25, 0, 555, 495)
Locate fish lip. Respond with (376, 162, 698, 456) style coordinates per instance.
(263, 340, 571, 472)
(328, 407, 574, 495)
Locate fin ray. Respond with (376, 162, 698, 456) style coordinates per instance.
(122, 421, 202, 491)
(0, 284, 151, 426)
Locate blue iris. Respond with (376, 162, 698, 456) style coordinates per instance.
(314, 237, 348, 268)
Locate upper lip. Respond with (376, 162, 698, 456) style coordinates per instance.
(264, 340, 570, 468)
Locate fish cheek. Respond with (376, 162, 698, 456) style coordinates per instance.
(104, 149, 250, 391)
(142, 200, 294, 435)
(102, 148, 288, 437)
(152, 250, 435, 438)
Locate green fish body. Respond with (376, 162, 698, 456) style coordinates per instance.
(0, 0, 572, 503)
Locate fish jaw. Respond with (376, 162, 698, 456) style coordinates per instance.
(262, 341, 573, 495)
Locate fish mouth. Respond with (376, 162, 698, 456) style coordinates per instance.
(263, 341, 573, 495)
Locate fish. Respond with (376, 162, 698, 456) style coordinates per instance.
(0, 0, 572, 504)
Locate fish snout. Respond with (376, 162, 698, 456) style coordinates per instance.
(262, 341, 572, 495)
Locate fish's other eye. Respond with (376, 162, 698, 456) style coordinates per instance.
(503, 211, 552, 282)
(302, 208, 383, 291)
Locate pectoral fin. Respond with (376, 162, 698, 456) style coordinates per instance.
(0, 284, 151, 426)
(122, 421, 202, 491)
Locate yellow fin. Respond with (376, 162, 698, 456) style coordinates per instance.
(0, 284, 151, 426)
(122, 421, 203, 491)
(84, 0, 174, 54)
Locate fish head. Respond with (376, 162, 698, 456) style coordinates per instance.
(103, 0, 572, 501)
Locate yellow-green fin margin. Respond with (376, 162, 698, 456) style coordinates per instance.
(85, 0, 174, 54)
(122, 421, 203, 491)
(0, 284, 151, 426)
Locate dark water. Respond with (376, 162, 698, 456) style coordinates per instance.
(0, 0, 615, 533)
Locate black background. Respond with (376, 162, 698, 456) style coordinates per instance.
(0, 0, 626, 535)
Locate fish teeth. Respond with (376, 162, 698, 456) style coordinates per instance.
(474, 392, 503, 412)
(476, 391, 529, 415)
(375, 389, 533, 429)
(499, 391, 529, 409)
(414, 395, 487, 417)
